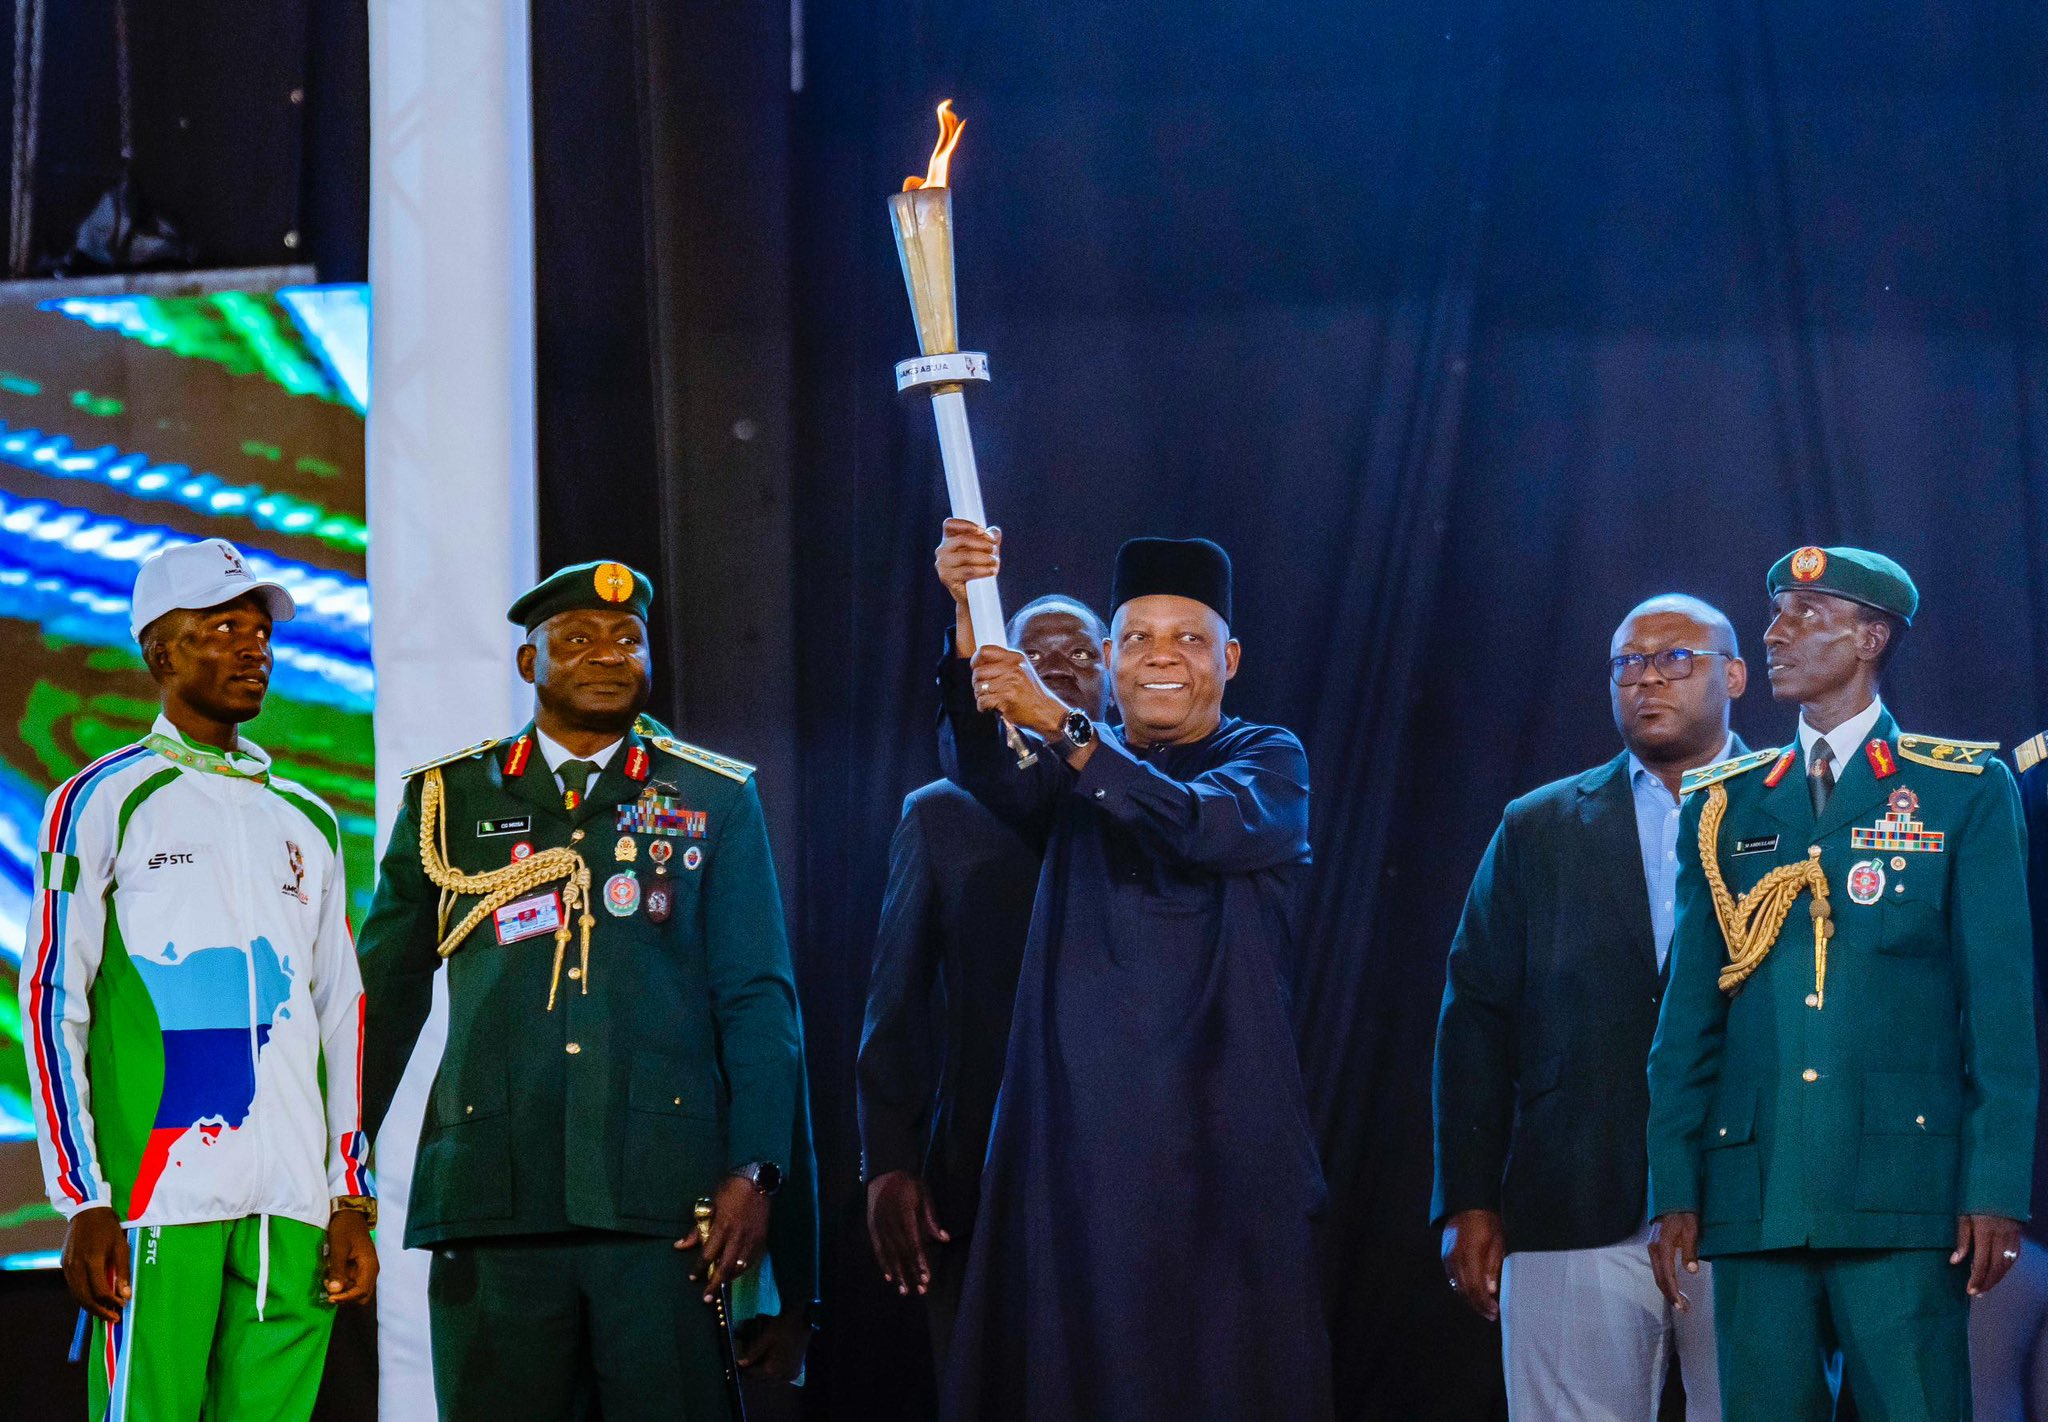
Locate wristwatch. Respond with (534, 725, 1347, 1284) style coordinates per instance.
(1047, 708, 1096, 763)
(332, 1194, 378, 1229)
(730, 1161, 784, 1196)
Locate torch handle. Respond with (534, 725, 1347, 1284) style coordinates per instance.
(928, 386, 1035, 768)
(930, 388, 1010, 649)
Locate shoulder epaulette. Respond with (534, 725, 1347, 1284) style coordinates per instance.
(1680, 747, 1782, 797)
(1896, 733, 1997, 775)
(650, 735, 754, 783)
(2015, 732, 2048, 776)
(402, 737, 505, 779)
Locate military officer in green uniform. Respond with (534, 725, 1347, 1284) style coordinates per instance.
(358, 560, 816, 1420)
(1646, 546, 2036, 1420)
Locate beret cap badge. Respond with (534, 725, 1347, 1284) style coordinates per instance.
(1790, 546, 1828, 582)
(595, 562, 634, 603)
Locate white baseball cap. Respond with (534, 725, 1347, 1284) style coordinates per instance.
(129, 539, 296, 640)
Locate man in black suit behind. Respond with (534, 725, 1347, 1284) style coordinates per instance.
(1433, 594, 1746, 1419)
(857, 594, 1110, 1372)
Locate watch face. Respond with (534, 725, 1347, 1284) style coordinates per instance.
(1063, 710, 1095, 746)
(754, 1161, 784, 1194)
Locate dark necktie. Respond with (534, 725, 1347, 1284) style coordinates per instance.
(559, 758, 599, 811)
(1808, 740, 1835, 819)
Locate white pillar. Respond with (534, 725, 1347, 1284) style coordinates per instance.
(367, 3, 538, 1416)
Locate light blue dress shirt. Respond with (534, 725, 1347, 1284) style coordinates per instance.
(1628, 735, 1733, 971)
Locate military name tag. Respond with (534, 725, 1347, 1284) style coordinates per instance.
(495, 891, 563, 944)
(1734, 835, 1779, 856)
(477, 816, 532, 838)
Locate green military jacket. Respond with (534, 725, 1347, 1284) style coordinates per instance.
(358, 721, 811, 1285)
(1647, 709, 2036, 1255)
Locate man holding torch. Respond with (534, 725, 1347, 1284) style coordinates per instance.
(930, 520, 1333, 1422)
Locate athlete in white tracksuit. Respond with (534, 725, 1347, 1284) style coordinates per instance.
(21, 538, 375, 1420)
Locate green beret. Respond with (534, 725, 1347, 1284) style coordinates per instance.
(506, 561, 655, 633)
(1767, 546, 1918, 626)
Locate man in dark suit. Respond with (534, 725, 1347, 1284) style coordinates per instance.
(1435, 593, 1745, 1418)
(857, 593, 1109, 1370)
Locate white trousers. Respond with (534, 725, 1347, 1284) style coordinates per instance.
(1501, 1222, 1722, 1421)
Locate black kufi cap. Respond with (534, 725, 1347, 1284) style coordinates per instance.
(1110, 537, 1233, 625)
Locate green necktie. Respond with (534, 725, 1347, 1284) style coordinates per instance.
(559, 758, 600, 810)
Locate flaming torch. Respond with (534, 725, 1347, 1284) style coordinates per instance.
(890, 102, 1035, 765)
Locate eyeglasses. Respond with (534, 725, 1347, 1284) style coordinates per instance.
(1608, 648, 1732, 686)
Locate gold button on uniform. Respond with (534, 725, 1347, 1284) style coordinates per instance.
(1805, 993, 1820, 1008)
(567, 966, 581, 981)
(1891, 857, 1906, 871)
(1801, 1068, 1818, 1082)
(571, 829, 586, 843)
(465, 1104, 474, 1115)
(565, 1042, 581, 1056)
(1915, 1114, 1926, 1126)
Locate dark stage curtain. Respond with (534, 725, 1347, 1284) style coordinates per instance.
(531, 2, 2048, 1417)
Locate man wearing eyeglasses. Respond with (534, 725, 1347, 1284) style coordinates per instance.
(1434, 593, 1744, 1418)
(1647, 548, 2034, 1420)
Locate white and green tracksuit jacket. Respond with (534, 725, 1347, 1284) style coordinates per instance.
(20, 716, 370, 1232)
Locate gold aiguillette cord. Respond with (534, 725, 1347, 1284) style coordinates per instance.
(1698, 783, 1833, 1005)
(416, 767, 596, 1009)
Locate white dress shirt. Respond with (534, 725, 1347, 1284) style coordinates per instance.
(534, 727, 621, 792)
(1796, 696, 1885, 778)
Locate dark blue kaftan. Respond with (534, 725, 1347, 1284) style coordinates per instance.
(937, 659, 1333, 1422)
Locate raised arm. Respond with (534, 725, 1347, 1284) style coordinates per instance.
(1069, 725, 1309, 874)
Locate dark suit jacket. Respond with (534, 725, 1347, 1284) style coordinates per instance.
(857, 779, 1039, 1234)
(1431, 744, 1740, 1253)
(2011, 746, 2048, 1245)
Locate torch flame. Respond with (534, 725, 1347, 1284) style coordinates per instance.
(902, 100, 965, 191)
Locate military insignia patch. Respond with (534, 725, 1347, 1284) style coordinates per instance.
(1850, 795, 1944, 853)
(2017, 732, 2048, 776)
(1846, 859, 1886, 905)
(604, 870, 641, 916)
(595, 561, 634, 603)
(617, 795, 708, 838)
(511, 841, 534, 862)
(1865, 740, 1897, 780)
(648, 839, 673, 865)
(649, 735, 754, 783)
(403, 737, 505, 779)
(615, 834, 638, 863)
(683, 845, 703, 871)
(504, 736, 534, 778)
(645, 880, 673, 924)
(1762, 749, 1797, 788)
(477, 816, 532, 838)
(1897, 734, 1997, 774)
(1790, 546, 1827, 582)
(1734, 835, 1780, 856)
(625, 746, 650, 782)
